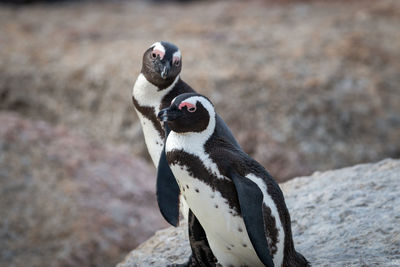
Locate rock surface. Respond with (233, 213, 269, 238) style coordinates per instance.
(118, 159, 400, 267)
(0, 112, 167, 267)
(1, 0, 400, 181)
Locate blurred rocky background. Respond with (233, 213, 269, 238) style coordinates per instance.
(0, 0, 399, 266)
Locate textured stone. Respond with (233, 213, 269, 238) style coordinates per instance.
(118, 159, 400, 267)
(0, 112, 167, 267)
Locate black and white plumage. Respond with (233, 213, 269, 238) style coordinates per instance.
(133, 42, 240, 265)
(132, 41, 239, 168)
(158, 93, 309, 267)
(132, 41, 185, 167)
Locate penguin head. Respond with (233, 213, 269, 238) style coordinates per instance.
(158, 93, 216, 134)
(141, 41, 182, 89)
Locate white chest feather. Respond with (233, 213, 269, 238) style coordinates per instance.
(171, 165, 264, 267)
(135, 112, 164, 167)
(166, 133, 285, 266)
(165, 105, 226, 180)
(166, 127, 261, 266)
(133, 73, 178, 110)
(132, 73, 179, 166)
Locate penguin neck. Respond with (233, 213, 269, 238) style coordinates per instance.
(166, 112, 228, 180)
(166, 112, 216, 156)
(132, 73, 180, 109)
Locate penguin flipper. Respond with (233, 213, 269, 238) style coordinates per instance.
(229, 170, 275, 267)
(156, 124, 180, 227)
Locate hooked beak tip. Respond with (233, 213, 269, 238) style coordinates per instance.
(161, 66, 168, 79)
(158, 109, 169, 122)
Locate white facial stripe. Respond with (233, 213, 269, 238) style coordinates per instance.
(150, 42, 166, 54)
(171, 96, 178, 105)
(172, 50, 181, 59)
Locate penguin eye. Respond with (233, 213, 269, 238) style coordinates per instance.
(173, 56, 180, 67)
(178, 101, 196, 112)
(187, 106, 196, 113)
(151, 49, 165, 60)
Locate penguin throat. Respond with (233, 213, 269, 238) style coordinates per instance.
(142, 67, 178, 90)
(133, 74, 179, 109)
(166, 114, 227, 181)
(167, 113, 216, 155)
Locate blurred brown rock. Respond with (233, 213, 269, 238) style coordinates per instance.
(0, 112, 167, 267)
(0, 0, 399, 182)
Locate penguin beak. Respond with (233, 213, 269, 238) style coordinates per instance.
(158, 108, 169, 122)
(160, 61, 171, 79)
(158, 107, 181, 122)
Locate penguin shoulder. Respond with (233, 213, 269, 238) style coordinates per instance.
(205, 137, 277, 187)
(204, 137, 247, 177)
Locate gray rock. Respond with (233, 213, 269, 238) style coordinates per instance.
(117, 226, 191, 267)
(118, 159, 400, 267)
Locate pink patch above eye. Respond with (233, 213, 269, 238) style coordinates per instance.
(153, 49, 165, 59)
(173, 56, 180, 64)
(178, 102, 196, 111)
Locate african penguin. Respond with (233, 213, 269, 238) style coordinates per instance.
(133, 41, 240, 266)
(132, 41, 185, 167)
(158, 93, 309, 267)
(132, 41, 239, 168)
